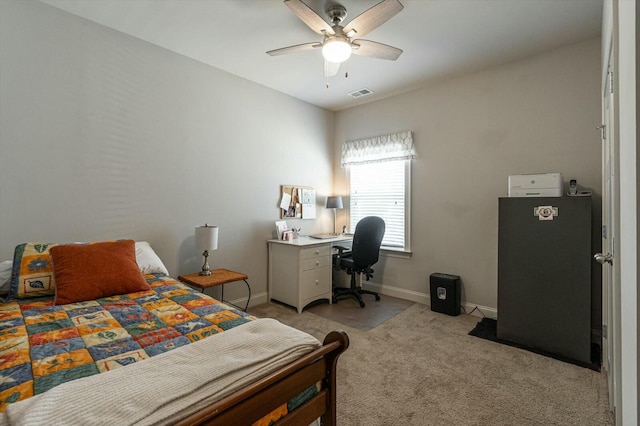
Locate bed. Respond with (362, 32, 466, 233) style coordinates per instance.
(0, 240, 349, 425)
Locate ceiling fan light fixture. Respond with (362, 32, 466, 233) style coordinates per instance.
(322, 37, 352, 63)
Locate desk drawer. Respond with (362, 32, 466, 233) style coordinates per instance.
(301, 245, 331, 260)
(302, 266, 331, 300)
(302, 256, 332, 271)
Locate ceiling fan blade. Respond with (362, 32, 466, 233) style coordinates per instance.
(285, 0, 334, 36)
(267, 42, 321, 56)
(324, 60, 341, 77)
(343, 0, 404, 38)
(351, 39, 403, 60)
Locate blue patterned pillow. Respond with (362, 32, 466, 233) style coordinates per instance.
(0, 260, 12, 295)
(6, 242, 60, 300)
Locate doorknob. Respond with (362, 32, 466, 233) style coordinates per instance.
(594, 253, 613, 265)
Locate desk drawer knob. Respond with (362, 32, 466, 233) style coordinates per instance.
(315, 280, 319, 285)
(315, 250, 320, 254)
(315, 261, 320, 266)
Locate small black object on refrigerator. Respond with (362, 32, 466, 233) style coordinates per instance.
(429, 273, 461, 316)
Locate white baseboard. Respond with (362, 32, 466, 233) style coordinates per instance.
(362, 280, 429, 304)
(251, 280, 498, 319)
(362, 281, 497, 319)
(461, 303, 498, 319)
(225, 291, 268, 310)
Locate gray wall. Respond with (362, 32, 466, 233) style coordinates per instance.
(0, 0, 335, 304)
(334, 38, 602, 316)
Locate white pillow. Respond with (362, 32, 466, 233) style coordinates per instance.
(0, 260, 12, 295)
(135, 241, 169, 275)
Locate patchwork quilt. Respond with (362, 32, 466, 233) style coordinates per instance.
(0, 274, 256, 412)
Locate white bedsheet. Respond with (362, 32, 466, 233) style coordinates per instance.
(1, 318, 320, 426)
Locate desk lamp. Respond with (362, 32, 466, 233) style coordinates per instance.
(326, 196, 343, 235)
(196, 224, 218, 276)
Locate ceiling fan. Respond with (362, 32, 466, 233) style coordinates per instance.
(267, 0, 404, 78)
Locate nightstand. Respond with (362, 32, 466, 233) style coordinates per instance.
(178, 268, 251, 311)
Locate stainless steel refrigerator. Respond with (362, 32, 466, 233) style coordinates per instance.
(497, 196, 592, 364)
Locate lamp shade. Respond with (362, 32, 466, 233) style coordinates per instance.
(195, 225, 218, 251)
(326, 196, 343, 209)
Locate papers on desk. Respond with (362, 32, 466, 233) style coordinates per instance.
(309, 234, 338, 239)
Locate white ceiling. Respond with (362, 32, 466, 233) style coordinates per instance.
(41, 0, 603, 112)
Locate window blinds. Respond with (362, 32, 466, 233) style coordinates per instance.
(349, 161, 406, 248)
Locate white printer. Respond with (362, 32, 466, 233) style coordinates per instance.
(508, 173, 563, 197)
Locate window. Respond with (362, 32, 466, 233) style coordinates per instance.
(342, 130, 416, 252)
(348, 160, 411, 251)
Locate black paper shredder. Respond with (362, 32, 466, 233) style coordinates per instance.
(429, 273, 461, 316)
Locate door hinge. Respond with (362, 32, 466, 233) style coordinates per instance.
(612, 237, 615, 257)
(609, 70, 614, 94)
(602, 324, 608, 338)
(602, 225, 607, 239)
(595, 125, 606, 140)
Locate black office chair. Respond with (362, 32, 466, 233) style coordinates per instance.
(333, 216, 385, 308)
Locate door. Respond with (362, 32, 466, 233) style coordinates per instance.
(598, 43, 620, 417)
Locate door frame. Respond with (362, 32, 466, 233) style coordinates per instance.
(601, 38, 620, 418)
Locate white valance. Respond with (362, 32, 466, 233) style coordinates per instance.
(341, 131, 416, 167)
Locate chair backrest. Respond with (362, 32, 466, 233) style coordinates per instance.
(351, 216, 386, 268)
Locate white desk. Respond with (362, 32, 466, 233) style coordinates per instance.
(267, 235, 353, 313)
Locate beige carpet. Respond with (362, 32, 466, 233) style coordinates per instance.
(305, 295, 414, 331)
(248, 302, 613, 426)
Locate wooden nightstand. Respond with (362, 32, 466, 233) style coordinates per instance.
(178, 269, 251, 311)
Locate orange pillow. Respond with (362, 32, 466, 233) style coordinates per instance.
(51, 240, 150, 305)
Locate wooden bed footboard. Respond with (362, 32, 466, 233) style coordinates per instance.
(176, 330, 350, 426)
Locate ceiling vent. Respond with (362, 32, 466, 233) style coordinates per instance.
(349, 88, 374, 98)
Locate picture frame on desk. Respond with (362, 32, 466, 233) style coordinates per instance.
(275, 220, 288, 240)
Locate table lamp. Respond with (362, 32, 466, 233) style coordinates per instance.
(326, 196, 343, 235)
(196, 224, 219, 276)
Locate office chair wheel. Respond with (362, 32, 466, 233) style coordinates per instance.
(375, 294, 380, 301)
(359, 300, 365, 308)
